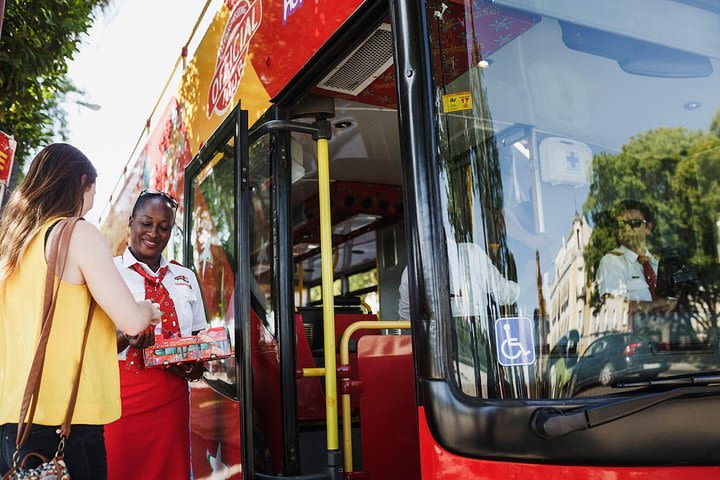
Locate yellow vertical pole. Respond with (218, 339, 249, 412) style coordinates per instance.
(317, 137, 339, 451)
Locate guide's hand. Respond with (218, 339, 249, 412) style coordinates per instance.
(125, 328, 156, 349)
(166, 362, 204, 382)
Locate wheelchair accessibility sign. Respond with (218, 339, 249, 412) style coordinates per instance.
(495, 317, 535, 367)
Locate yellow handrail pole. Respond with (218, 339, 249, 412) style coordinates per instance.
(301, 368, 326, 377)
(317, 137, 339, 452)
(339, 320, 411, 472)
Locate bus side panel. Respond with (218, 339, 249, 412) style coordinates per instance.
(417, 407, 720, 479)
(250, 0, 366, 98)
(190, 384, 242, 479)
(251, 308, 284, 473)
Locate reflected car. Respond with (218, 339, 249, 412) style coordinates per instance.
(569, 333, 670, 393)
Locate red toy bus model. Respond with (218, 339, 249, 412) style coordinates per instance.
(143, 326, 231, 367)
(103, 1, 720, 479)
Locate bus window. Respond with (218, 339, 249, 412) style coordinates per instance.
(188, 135, 238, 394)
(425, 0, 720, 399)
(200, 343, 210, 350)
(347, 269, 379, 314)
(164, 347, 177, 355)
(249, 137, 276, 336)
(308, 285, 322, 304)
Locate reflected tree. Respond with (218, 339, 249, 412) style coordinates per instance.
(583, 110, 720, 346)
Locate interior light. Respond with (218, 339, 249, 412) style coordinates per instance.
(334, 121, 353, 129)
(683, 101, 702, 111)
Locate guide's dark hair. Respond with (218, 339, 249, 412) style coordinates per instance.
(131, 193, 175, 217)
(616, 199, 655, 225)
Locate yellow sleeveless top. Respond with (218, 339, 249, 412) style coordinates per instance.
(0, 219, 120, 425)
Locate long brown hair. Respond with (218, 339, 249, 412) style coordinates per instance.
(0, 143, 97, 286)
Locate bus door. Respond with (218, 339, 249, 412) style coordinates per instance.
(188, 100, 349, 479)
(184, 106, 286, 479)
(260, 12, 418, 477)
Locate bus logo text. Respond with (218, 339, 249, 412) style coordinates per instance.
(208, 0, 262, 117)
(283, 0, 303, 24)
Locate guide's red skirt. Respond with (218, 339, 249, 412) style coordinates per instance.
(104, 361, 191, 480)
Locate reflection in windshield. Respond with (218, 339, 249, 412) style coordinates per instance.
(191, 144, 238, 389)
(426, 0, 720, 399)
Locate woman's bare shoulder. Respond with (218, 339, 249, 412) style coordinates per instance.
(69, 220, 110, 253)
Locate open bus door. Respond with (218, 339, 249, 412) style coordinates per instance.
(185, 102, 356, 480)
(183, 106, 252, 479)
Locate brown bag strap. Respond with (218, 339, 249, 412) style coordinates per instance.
(16, 218, 75, 448)
(14, 217, 93, 449)
(61, 298, 95, 436)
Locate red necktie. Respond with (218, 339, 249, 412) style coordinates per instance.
(126, 263, 181, 372)
(637, 255, 657, 300)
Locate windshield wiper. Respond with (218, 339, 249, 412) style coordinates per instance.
(615, 372, 720, 388)
(532, 384, 720, 439)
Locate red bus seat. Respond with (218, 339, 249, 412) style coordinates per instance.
(295, 311, 380, 420)
(357, 335, 420, 480)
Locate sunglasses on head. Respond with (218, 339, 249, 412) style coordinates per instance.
(621, 218, 648, 228)
(138, 188, 179, 209)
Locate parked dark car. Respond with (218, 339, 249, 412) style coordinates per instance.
(569, 333, 670, 393)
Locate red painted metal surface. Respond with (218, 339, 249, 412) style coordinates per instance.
(417, 406, 720, 480)
(293, 182, 403, 261)
(250, 0, 366, 98)
(251, 308, 284, 473)
(295, 313, 327, 420)
(0, 130, 16, 184)
(358, 335, 420, 480)
(190, 383, 242, 479)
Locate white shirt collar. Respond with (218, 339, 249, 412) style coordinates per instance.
(617, 244, 654, 263)
(121, 247, 171, 275)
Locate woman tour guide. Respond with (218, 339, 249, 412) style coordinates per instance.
(103, 189, 208, 480)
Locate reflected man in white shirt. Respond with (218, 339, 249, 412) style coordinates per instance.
(398, 243, 519, 321)
(596, 200, 658, 302)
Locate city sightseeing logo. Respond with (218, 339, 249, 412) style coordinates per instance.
(208, 0, 262, 118)
(283, 0, 303, 24)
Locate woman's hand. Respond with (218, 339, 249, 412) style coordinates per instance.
(140, 300, 162, 326)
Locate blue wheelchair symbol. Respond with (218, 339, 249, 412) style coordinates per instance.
(495, 317, 535, 366)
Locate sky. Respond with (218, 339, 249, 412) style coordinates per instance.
(65, 0, 222, 225)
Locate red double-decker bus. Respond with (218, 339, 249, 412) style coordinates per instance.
(103, 0, 720, 478)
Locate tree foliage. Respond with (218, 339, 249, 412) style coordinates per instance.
(583, 110, 720, 339)
(0, 0, 107, 170)
(584, 110, 720, 277)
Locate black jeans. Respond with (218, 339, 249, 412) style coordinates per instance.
(0, 423, 107, 479)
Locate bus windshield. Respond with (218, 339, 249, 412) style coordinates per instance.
(425, 0, 720, 399)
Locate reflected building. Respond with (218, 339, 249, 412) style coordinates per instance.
(547, 213, 636, 353)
